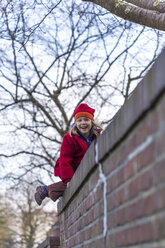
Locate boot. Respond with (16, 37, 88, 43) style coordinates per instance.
(34, 185, 48, 206)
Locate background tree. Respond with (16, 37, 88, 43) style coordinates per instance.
(82, 0, 165, 31)
(0, 183, 57, 248)
(0, 0, 165, 189)
(0, 195, 15, 248)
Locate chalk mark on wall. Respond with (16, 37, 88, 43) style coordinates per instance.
(95, 141, 108, 238)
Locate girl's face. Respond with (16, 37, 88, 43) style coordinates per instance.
(76, 117, 92, 138)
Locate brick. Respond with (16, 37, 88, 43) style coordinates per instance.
(123, 159, 135, 181)
(83, 209, 94, 226)
(107, 185, 165, 232)
(135, 111, 158, 146)
(88, 169, 100, 192)
(114, 221, 156, 246)
(107, 211, 117, 230)
(105, 232, 116, 248)
(102, 152, 118, 177)
(93, 201, 104, 220)
(84, 237, 105, 248)
(154, 215, 165, 240)
(155, 128, 165, 158)
(153, 157, 165, 184)
(107, 193, 116, 212)
(84, 193, 95, 211)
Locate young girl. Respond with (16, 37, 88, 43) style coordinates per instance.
(35, 103, 102, 206)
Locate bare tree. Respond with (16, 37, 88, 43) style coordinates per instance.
(82, 0, 165, 31)
(14, 185, 57, 248)
(0, 182, 57, 248)
(0, 195, 15, 248)
(0, 0, 164, 186)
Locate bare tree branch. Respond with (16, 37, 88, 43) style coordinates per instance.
(83, 0, 165, 31)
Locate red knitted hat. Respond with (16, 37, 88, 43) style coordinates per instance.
(73, 103, 95, 121)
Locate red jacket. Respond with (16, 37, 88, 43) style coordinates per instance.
(54, 133, 92, 183)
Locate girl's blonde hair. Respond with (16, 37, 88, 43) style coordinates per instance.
(69, 120, 102, 137)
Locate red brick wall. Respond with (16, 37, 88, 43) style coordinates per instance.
(58, 49, 165, 248)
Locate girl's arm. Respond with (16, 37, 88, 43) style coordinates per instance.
(59, 134, 75, 183)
